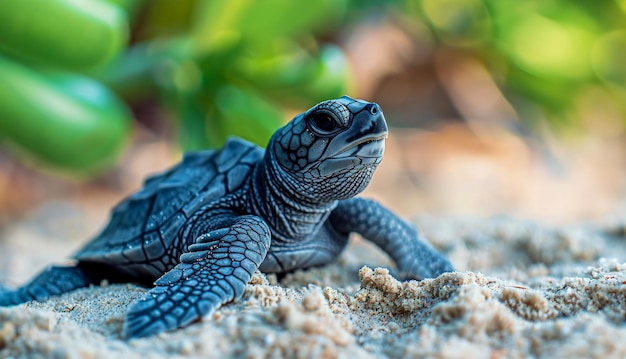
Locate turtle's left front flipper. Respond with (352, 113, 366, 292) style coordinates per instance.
(330, 198, 454, 280)
(0, 265, 95, 306)
(123, 215, 271, 338)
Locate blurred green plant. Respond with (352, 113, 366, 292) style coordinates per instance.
(101, 0, 352, 150)
(4, 0, 618, 176)
(0, 0, 352, 175)
(0, 0, 131, 174)
(401, 0, 626, 134)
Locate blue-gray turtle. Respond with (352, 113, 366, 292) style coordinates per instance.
(0, 96, 453, 338)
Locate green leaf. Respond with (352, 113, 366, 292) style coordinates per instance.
(0, 0, 128, 70)
(0, 55, 132, 173)
(214, 86, 284, 147)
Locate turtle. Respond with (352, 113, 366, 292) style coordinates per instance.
(0, 96, 453, 338)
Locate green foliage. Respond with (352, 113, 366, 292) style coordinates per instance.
(2, 0, 620, 175)
(0, 56, 131, 171)
(101, 0, 352, 151)
(403, 0, 626, 133)
(0, 0, 352, 174)
(0, 0, 131, 174)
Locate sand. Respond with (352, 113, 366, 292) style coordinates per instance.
(2, 213, 626, 359)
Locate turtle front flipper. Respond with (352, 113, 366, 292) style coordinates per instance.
(0, 264, 96, 306)
(123, 215, 271, 338)
(330, 198, 454, 280)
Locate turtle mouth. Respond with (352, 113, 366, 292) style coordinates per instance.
(332, 133, 388, 158)
(317, 132, 387, 175)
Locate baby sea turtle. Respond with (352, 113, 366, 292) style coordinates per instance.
(0, 96, 453, 338)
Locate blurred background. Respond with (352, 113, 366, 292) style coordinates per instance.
(1, 0, 626, 270)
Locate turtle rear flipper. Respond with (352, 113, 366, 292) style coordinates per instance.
(0, 264, 98, 306)
(124, 215, 271, 338)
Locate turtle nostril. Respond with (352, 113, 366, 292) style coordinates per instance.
(369, 104, 379, 115)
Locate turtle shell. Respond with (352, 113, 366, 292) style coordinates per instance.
(74, 138, 264, 279)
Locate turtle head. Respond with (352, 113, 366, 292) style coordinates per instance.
(269, 96, 388, 202)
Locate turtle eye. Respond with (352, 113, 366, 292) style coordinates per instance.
(309, 110, 341, 134)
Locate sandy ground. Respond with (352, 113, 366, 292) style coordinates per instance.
(2, 129, 626, 358)
(2, 213, 626, 358)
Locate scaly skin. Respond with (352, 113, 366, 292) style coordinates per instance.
(0, 96, 454, 338)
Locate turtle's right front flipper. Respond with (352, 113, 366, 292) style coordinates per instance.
(330, 198, 453, 280)
(123, 215, 271, 338)
(0, 264, 96, 306)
